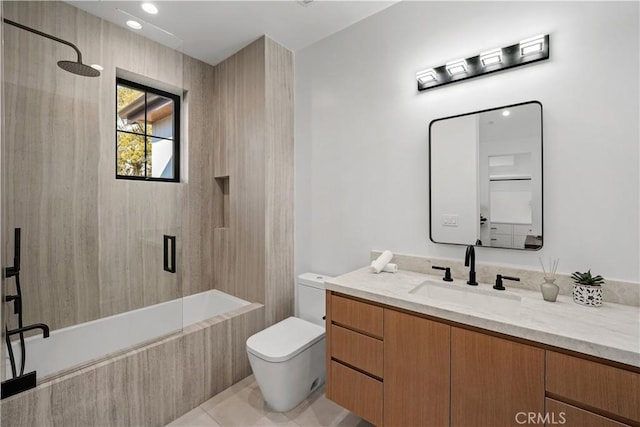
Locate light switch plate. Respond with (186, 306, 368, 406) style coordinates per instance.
(442, 214, 458, 227)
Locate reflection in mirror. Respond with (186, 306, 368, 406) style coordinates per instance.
(429, 101, 542, 250)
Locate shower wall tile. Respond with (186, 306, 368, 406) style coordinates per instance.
(264, 37, 295, 326)
(2, 1, 217, 332)
(0, 303, 264, 427)
(211, 37, 295, 327)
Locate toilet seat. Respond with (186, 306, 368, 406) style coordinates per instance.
(246, 317, 324, 363)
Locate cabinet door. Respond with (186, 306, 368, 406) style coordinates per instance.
(451, 328, 545, 427)
(384, 309, 450, 427)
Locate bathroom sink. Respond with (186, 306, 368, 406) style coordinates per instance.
(409, 280, 521, 317)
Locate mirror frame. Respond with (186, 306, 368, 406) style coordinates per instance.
(428, 100, 543, 250)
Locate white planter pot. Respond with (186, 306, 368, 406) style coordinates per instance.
(572, 284, 603, 307)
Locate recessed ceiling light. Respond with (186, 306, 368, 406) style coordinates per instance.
(502, 110, 511, 117)
(90, 64, 104, 71)
(141, 3, 158, 15)
(126, 20, 142, 30)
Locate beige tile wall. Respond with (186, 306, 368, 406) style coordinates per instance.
(0, 303, 265, 427)
(2, 1, 295, 332)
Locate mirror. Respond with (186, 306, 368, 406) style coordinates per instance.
(429, 101, 542, 250)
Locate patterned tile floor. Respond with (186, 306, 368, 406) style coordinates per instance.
(166, 375, 372, 427)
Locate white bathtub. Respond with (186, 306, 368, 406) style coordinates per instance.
(5, 289, 250, 380)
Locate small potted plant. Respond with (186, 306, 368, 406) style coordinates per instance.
(571, 270, 605, 307)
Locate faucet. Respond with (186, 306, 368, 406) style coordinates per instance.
(464, 245, 478, 286)
(6, 323, 50, 338)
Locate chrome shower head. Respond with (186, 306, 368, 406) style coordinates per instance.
(57, 60, 101, 77)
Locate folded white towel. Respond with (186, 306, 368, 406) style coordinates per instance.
(370, 250, 393, 273)
(382, 263, 398, 273)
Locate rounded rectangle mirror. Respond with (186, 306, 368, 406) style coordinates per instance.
(429, 101, 543, 250)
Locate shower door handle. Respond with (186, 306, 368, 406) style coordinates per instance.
(163, 235, 176, 273)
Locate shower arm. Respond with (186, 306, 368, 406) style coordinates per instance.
(3, 18, 83, 64)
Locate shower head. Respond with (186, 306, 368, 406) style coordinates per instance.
(3, 18, 100, 78)
(57, 60, 101, 77)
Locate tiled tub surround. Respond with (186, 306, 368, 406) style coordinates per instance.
(372, 251, 640, 307)
(5, 289, 250, 380)
(0, 303, 265, 427)
(327, 266, 640, 367)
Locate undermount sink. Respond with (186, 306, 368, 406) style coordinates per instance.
(409, 280, 522, 316)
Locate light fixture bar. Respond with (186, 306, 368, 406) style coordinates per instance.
(417, 34, 549, 92)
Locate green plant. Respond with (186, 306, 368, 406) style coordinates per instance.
(571, 270, 605, 287)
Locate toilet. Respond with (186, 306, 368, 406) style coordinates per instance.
(246, 273, 331, 412)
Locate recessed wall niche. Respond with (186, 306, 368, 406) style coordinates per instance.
(214, 176, 230, 229)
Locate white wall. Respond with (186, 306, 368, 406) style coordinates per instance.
(295, 1, 640, 282)
(430, 114, 479, 245)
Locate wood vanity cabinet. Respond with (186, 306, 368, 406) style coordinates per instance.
(450, 327, 545, 427)
(326, 291, 640, 427)
(326, 293, 384, 426)
(384, 308, 450, 427)
(545, 351, 640, 426)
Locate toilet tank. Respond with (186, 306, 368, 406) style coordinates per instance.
(296, 273, 333, 327)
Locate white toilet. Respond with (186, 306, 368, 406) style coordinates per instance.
(246, 273, 331, 412)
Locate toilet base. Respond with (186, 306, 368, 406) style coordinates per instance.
(248, 337, 326, 412)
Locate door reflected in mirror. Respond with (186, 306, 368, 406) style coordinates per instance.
(429, 101, 542, 250)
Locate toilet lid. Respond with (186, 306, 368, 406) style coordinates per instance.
(246, 317, 325, 363)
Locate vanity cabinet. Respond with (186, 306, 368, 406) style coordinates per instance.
(546, 351, 640, 426)
(450, 327, 545, 426)
(489, 222, 533, 249)
(384, 309, 450, 427)
(326, 291, 640, 427)
(326, 293, 383, 426)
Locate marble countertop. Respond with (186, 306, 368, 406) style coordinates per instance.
(326, 267, 640, 367)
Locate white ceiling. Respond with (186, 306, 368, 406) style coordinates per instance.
(69, 1, 396, 66)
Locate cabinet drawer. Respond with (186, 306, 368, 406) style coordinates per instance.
(489, 233, 512, 247)
(546, 351, 640, 422)
(331, 325, 383, 378)
(330, 361, 383, 426)
(489, 222, 512, 234)
(331, 294, 383, 338)
(546, 398, 630, 427)
(513, 224, 534, 235)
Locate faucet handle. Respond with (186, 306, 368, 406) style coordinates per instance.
(432, 266, 453, 282)
(493, 274, 520, 291)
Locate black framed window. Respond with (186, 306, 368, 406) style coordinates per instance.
(116, 78, 180, 182)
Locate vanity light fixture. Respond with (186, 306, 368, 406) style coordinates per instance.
(445, 59, 467, 76)
(416, 34, 549, 92)
(417, 69, 437, 85)
(479, 48, 502, 66)
(520, 35, 545, 56)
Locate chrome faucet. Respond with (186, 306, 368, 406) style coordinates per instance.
(464, 245, 478, 286)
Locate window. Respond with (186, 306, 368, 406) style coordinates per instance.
(116, 78, 180, 181)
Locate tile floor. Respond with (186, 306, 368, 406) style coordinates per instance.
(166, 375, 373, 427)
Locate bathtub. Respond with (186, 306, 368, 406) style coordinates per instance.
(5, 289, 250, 380)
